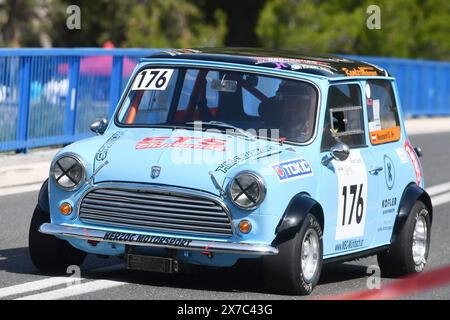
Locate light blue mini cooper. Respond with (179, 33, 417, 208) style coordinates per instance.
(29, 48, 432, 295)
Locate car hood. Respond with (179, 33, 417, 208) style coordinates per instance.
(87, 128, 283, 195)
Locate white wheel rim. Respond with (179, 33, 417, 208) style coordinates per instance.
(412, 215, 428, 265)
(301, 229, 320, 282)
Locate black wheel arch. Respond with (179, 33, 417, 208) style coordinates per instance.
(37, 178, 50, 213)
(273, 193, 324, 246)
(391, 182, 433, 243)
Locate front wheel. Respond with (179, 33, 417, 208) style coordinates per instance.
(263, 214, 323, 295)
(29, 205, 86, 273)
(377, 201, 431, 277)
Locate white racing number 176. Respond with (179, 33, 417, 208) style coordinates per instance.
(131, 69, 174, 91)
(334, 151, 368, 240)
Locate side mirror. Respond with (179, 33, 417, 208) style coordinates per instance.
(414, 146, 423, 158)
(331, 142, 350, 161)
(322, 142, 350, 166)
(90, 118, 108, 135)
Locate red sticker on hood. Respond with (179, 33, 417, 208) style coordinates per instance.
(135, 136, 226, 151)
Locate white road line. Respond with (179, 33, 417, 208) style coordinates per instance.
(427, 181, 450, 197)
(0, 264, 124, 300)
(431, 191, 450, 207)
(0, 276, 68, 299)
(0, 183, 42, 197)
(16, 279, 125, 300)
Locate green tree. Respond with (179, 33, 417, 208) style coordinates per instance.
(0, 0, 227, 48)
(0, 0, 62, 47)
(122, 0, 227, 48)
(256, 0, 450, 60)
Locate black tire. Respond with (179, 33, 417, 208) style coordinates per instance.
(377, 201, 431, 277)
(29, 205, 86, 273)
(263, 214, 323, 295)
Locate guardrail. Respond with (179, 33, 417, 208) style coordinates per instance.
(0, 49, 449, 153)
(0, 49, 156, 153)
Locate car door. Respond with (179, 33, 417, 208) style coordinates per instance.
(318, 82, 380, 258)
(363, 79, 408, 246)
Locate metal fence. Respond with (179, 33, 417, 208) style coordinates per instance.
(0, 49, 449, 153)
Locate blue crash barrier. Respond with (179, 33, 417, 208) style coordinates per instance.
(0, 49, 448, 153)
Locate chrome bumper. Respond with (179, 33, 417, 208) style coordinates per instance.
(39, 223, 278, 255)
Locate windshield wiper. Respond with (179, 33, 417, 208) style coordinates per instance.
(185, 121, 255, 140)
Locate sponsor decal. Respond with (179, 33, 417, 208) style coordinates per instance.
(382, 197, 397, 208)
(395, 148, 409, 164)
(135, 136, 226, 151)
(341, 66, 379, 76)
(404, 139, 422, 186)
(103, 231, 193, 247)
(254, 56, 329, 66)
(289, 63, 336, 73)
(162, 49, 201, 56)
(215, 145, 275, 173)
(95, 131, 123, 161)
(151, 166, 161, 179)
(382, 197, 397, 214)
(377, 225, 393, 232)
(271, 158, 313, 182)
(254, 57, 337, 73)
(335, 238, 364, 252)
(370, 126, 401, 144)
(384, 155, 395, 190)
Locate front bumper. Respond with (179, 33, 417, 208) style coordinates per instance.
(39, 223, 279, 255)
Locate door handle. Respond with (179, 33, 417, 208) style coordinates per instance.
(369, 167, 383, 175)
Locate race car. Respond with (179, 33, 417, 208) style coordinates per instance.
(29, 48, 432, 295)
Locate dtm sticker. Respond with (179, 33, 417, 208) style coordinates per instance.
(271, 158, 313, 182)
(334, 150, 368, 240)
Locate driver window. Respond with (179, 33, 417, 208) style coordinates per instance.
(321, 84, 365, 152)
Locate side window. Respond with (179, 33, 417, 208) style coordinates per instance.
(321, 84, 365, 152)
(365, 80, 400, 145)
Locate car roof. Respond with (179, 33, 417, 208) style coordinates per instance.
(143, 47, 389, 78)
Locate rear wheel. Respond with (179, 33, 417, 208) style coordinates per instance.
(377, 201, 431, 277)
(29, 205, 86, 273)
(263, 214, 323, 295)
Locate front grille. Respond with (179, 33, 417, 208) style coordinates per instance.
(79, 186, 233, 237)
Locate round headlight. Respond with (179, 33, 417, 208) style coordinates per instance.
(228, 171, 265, 210)
(52, 154, 86, 190)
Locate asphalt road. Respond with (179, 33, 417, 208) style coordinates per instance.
(1, 132, 449, 300)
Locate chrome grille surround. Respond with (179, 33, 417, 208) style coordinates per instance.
(78, 183, 234, 238)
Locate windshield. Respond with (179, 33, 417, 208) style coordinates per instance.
(116, 67, 319, 143)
